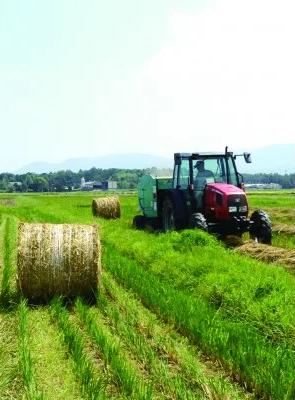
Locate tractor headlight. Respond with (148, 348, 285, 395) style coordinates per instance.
(228, 206, 237, 213)
(239, 205, 248, 212)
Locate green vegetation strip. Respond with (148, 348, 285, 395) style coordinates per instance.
(104, 244, 295, 400)
(1, 216, 18, 303)
(96, 272, 249, 400)
(0, 312, 22, 399)
(103, 225, 295, 344)
(76, 299, 154, 400)
(50, 298, 109, 400)
(272, 232, 295, 250)
(28, 307, 81, 400)
(18, 300, 44, 400)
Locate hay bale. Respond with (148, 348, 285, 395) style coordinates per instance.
(17, 223, 101, 301)
(92, 196, 121, 219)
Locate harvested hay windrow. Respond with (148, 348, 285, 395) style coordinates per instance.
(17, 223, 101, 301)
(92, 196, 121, 219)
(0, 198, 16, 207)
(272, 223, 295, 235)
(235, 241, 295, 270)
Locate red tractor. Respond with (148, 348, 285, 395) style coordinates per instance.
(133, 147, 272, 244)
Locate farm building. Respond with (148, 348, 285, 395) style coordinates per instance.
(245, 183, 282, 190)
(81, 177, 117, 191)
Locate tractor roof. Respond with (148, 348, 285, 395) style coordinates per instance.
(174, 152, 234, 160)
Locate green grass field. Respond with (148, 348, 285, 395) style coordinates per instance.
(0, 190, 294, 399)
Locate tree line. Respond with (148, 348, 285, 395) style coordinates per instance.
(0, 168, 147, 192)
(243, 173, 295, 189)
(0, 168, 294, 192)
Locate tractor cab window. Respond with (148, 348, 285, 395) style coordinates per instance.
(193, 156, 238, 187)
(178, 159, 190, 189)
(193, 159, 215, 190)
(226, 157, 239, 186)
(205, 158, 226, 184)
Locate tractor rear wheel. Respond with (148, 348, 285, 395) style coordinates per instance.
(249, 210, 272, 244)
(162, 198, 176, 232)
(191, 213, 208, 231)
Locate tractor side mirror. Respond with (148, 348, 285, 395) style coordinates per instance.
(244, 152, 252, 163)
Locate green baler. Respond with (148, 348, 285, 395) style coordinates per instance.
(133, 175, 173, 228)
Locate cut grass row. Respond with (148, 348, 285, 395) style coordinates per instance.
(95, 271, 250, 400)
(1, 215, 18, 304)
(75, 299, 154, 400)
(18, 300, 44, 400)
(103, 243, 295, 399)
(0, 312, 22, 399)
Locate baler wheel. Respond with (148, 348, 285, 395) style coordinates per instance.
(162, 198, 176, 232)
(132, 215, 146, 229)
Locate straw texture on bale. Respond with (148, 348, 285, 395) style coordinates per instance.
(235, 241, 295, 271)
(92, 196, 121, 219)
(17, 223, 101, 301)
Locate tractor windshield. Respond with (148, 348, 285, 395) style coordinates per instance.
(193, 156, 238, 188)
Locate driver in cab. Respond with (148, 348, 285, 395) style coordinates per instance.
(194, 160, 214, 191)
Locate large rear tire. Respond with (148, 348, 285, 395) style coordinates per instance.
(249, 210, 272, 244)
(191, 213, 208, 231)
(162, 198, 176, 232)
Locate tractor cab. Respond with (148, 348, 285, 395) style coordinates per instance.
(173, 149, 250, 212)
(173, 150, 245, 208)
(170, 150, 251, 230)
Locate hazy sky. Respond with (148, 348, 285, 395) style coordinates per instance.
(1, 0, 295, 171)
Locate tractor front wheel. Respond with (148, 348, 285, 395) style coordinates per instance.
(191, 213, 208, 231)
(162, 198, 176, 232)
(249, 210, 272, 244)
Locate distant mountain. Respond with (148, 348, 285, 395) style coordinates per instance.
(236, 144, 295, 174)
(16, 153, 172, 174)
(15, 144, 295, 175)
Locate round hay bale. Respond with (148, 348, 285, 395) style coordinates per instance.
(92, 196, 121, 219)
(17, 223, 101, 301)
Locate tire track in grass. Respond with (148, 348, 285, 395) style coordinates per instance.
(50, 298, 124, 400)
(75, 299, 155, 400)
(28, 307, 82, 400)
(96, 271, 252, 400)
(103, 244, 295, 400)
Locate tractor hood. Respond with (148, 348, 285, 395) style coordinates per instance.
(204, 183, 248, 221)
(206, 183, 245, 196)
